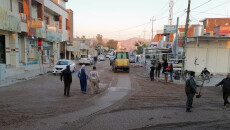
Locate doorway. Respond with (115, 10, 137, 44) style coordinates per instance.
(0, 35, 6, 64)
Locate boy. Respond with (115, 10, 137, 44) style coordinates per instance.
(89, 66, 100, 94)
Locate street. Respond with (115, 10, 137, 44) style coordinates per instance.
(0, 59, 230, 130)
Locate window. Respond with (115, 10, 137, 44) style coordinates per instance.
(44, 16, 49, 25)
(66, 19, 69, 30)
(116, 52, 128, 59)
(56, 61, 68, 65)
(18, 2, 24, 13)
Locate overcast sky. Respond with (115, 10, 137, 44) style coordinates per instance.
(67, 0, 230, 40)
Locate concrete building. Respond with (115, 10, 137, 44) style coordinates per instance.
(73, 38, 90, 58)
(185, 36, 230, 75)
(0, 0, 73, 68)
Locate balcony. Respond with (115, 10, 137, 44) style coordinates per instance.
(19, 13, 27, 22)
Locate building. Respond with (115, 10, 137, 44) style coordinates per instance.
(185, 36, 230, 75)
(201, 18, 230, 33)
(0, 0, 74, 69)
(73, 38, 90, 58)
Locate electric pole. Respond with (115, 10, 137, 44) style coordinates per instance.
(184, 0, 191, 47)
(151, 16, 156, 42)
(169, 0, 174, 25)
(143, 30, 146, 40)
(182, 0, 191, 73)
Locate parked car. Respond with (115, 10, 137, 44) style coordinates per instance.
(109, 55, 116, 65)
(129, 55, 136, 63)
(79, 55, 94, 65)
(106, 54, 110, 58)
(98, 55, 105, 61)
(53, 60, 76, 74)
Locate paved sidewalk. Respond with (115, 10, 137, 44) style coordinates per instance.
(0, 64, 53, 87)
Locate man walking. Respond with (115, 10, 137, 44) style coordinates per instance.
(185, 71, 198, 112)
(215, 73, 230, 108)
(89, 66, 100, 94)
(77, 65, 88, 94)
(60, 65, 72, 97)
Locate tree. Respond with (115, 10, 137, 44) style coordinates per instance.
(107, 39, 118, 50)
(96, 34, 104, 45)
(134, 41, 147, 54)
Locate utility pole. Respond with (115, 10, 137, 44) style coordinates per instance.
(143, 30, 146, 40)
(173, 17, 179, 59)
(182, 0, 191, 73)
(151, 16, 156, 42)
(169, 0, 174, 25)
(184, 0, 191, 47)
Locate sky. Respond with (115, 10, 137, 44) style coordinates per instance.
(66, 0, 230, 40)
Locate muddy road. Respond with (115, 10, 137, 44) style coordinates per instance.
(1, 61, 230, 130)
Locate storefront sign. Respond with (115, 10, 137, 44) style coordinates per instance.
(36, 21, 46, 38)
(0, 8, 21, 32)
(31, 21, 42, 28)
(47, 30, 62, 42)
(67, 46, 73, 51)
(164, 25, 177, 33)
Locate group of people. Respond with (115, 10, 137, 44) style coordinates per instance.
(60, 64, 100, 97)
(185, 70, 230, 112)
(150, 60, 174, 84)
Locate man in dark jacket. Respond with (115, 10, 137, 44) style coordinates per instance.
(60, 65, 72, 97)
(216, 73, 230, 107)
(156, 61, 162, 78)
(185, 71, 198, 112)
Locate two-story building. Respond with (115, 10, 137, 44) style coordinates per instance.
(0, 0, 73, 69)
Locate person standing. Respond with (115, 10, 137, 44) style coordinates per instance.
(89, 66, 100, 94)
(77, 65, 88, 94)
(185, 71, 198, 112)
(156, 61, 162, 78)
(60, 65, 72, 97)
(162, 60, 168, 74)
(164, 68, 169, 84)
(215, 73, 230, 108)
(94, 56, 98, 66)
(150, 62, 156, 81)
(169, 64, 174, 82)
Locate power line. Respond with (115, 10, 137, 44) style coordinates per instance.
(191, 11, 227, 17)
(101, 22, 151, 35)
(190, 0, 212, 11)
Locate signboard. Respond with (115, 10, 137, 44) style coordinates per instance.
(67, 46, 73, 51)
(0, 8, 21, 32)
(164, 25, 177, 33)
(47, 30, 62, 42)
(36, 21, 46, 38)
(31, 21, 42, 28)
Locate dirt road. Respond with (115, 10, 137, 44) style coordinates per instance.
(1, 61, 230, 130)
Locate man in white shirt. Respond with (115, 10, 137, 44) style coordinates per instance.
(89, 66, 100, 94)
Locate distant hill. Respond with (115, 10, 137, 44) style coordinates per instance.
(89, 37, 150, 50)
(119, 37, 150, 50)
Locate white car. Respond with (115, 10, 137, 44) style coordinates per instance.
(106, 54, 110, 58)
(79, 55, 94, 65)
(53, 60, 76, 74)
(98, 55, 105, 61)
